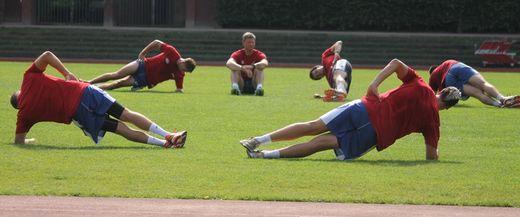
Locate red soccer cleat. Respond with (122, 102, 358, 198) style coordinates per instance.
(164, 131, 188, 148)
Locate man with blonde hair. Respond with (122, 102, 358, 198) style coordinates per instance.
(226, 32, 269, 96)
(240, 59, 461, 161)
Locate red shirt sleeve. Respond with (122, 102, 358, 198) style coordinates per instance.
(25, 63, 44, 74)
(16, 117, 35, 134)
(161, 43, 181, 61)
(174, 73, 185, 89)
(400, 67, 420, 83)
(422, 123, 439, 148)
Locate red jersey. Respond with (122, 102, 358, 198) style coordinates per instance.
(321, 47, 340, 88)
(16, 64, 89, 134)
(429, 59, 458, 92)
(230, 48, 267, 78)
(144, 43, 185, 89)
(362, 68, 440, 151)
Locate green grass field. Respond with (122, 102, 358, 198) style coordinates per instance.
(1, 61, 519, 207)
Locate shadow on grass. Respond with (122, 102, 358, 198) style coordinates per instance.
(108, 89, 175, 94)
(279, 158, 463, 166)
(10, 143, 156, 151)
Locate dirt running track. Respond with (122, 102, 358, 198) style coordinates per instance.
(1, 196, 519, 217)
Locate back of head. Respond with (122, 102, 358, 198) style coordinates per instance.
(184, 58, 196, 72)
(242, 32, 256, 41)
(439, 86, 461, 108)
(10, 90, 20, 109)
(309, 65, 322, 80)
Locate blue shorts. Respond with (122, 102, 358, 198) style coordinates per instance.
(131, 59, 148, 91)
(320, 99, 377, 160)
(242, 78, 255, 94)
(73, 85, 116, 144)
(445, 62, 478, 100)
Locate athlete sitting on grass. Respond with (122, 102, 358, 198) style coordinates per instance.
(310, 40, 353, 102)
(429, 59, 519, 108)
(88, 39, 196, 93)
(240, 59, 461, 160)
(11, 51, 186, 148)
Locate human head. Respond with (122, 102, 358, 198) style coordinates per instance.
(309, 65, 325, 80)
(10, 90, 20, 109)
(181, 58, 196, 72)
(242, 32, 256, 51)
(438, 86, 461, 109)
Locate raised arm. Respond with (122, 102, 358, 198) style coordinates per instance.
(34, 51, 78, 81)
(331, 40, 343, 54)
(138, 40, 164, 60)
(366, 58, 409, 98)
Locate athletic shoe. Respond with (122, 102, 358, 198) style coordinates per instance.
(164, 131, 188, 148)
(255, 87, 264, 96)
(246, 150, 263, 158)
(322, 94, 345, 102)
(240, 137, 260, 152)
(502, 96, 520, 107)
(231, 87, 241, 95)
(131, 86, 144, 92)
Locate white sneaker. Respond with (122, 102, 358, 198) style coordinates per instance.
(240, 138, 260, 152)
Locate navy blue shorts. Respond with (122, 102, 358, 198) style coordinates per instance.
(445, 62, 478, 100)
(131, 59, 148, 91)
(242, 78, 255, 94)
(320, 100, 377, 160)
(73, 85, 116, 144)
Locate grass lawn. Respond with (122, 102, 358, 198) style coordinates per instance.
(0, 61, 519, 207)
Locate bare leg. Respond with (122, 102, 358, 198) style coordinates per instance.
(114, 121, 149, 143)
(278, 134, 338, 158)
(98, 76, 135, 90)
(118, 109, 153, 131)
(467, 74, 504, 100)
(268, 119, 328, 142)
(89, 61, 139, 84)
(253, 70, 264, 87)
(463, 84, 498, 106)
(230, 70, 244, 88)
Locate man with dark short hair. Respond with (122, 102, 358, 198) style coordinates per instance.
(11, 51, 187, 148)
(429, 59, 519, 108)
(309, 41, 353, 102)
(88, 39, 196, 93)
(240, 59, 461, 161)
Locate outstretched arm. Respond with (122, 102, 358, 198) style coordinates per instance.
(138, 40, 164, 60)
(366, 58, 409, 98)
(34, 51, 78, 81)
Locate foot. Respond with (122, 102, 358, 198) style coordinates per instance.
(240, 137, 261, 152)
(246, 150, 263, 158)
(231, 87, 241, 95)
(322, 94, 345, 102)
(164, 131, 188, 148)
(502, 96, 520, 107)
(254, 87, 264, 96)
(131, 86, 144, 92)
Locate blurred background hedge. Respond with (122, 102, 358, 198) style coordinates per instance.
(217, 0, 520, 33)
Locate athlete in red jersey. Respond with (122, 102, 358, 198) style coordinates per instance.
(226, 32, 269, 96)
(240, 59, 461, 161)
(88, 40, 196, 93)
(309, 41, 353, 102)
(429, 60, 519, 107)
(11, 51, 187, 148)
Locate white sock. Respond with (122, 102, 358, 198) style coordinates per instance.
(147, 136, 166, 146)
(232, 83, 239, 90)
(262, 150, 280, 159)
(148, 123, 169, 137)
(254, 134, 271, 145)
(496, 94, 505, 101)
(336, 83, 346, 93)
(493, 101, 502, 107)
(256, 84, 263, 89)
